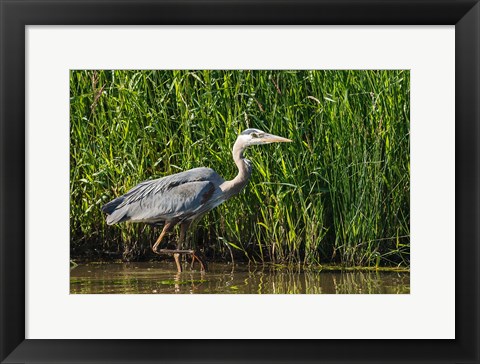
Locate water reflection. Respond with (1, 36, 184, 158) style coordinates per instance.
(70, 262, 409, 294)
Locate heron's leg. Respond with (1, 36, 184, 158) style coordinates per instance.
(178, 221, 190, 250)
(190, 254, 196, 267)
(152, 222, 173, 254)
(172, 221, 190, 273)
(179, 221, 206, 272)
(173, 253, 182, 273)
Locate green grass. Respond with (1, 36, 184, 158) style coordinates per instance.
(70, 70, 410, 268)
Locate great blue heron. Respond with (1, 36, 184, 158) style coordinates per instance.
(102, 128, 291, 272)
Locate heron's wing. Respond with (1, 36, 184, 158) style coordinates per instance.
(126, 180, 216, 222)
(103, 167, 223, 225)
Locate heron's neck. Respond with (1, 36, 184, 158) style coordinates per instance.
(220, 139, 252, 197)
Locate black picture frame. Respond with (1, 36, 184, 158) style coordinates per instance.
(1, 1, 478, 363)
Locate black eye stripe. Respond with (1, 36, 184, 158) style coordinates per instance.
(241, 128, 264, 136)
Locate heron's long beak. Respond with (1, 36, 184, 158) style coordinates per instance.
(260, 133, 292, 143)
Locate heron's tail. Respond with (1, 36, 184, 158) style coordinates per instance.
(101, 197, 128, 225)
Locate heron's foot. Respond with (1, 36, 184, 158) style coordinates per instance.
(190, 252, 207, 273)
(153, 248, 206, 273)
(156, 248, 195, 255)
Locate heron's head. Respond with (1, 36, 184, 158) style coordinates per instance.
(237, 128, 292, 148)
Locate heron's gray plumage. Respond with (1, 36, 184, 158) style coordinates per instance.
(102, 167, 224, 225)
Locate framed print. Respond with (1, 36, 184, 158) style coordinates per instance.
(1, 0, 479, 363)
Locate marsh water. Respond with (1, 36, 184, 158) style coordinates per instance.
(70, 262, 409, 294)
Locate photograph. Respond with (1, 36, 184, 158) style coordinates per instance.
(69, 69, 410, 294)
